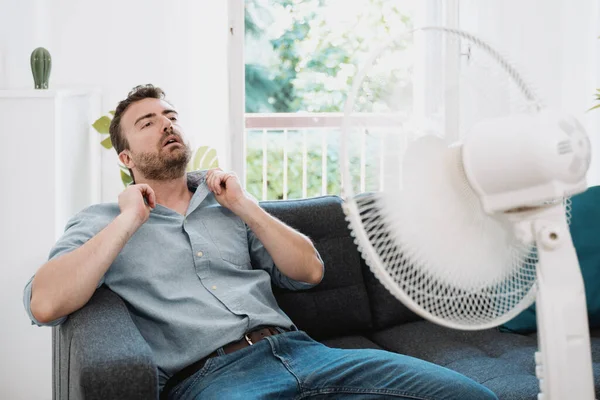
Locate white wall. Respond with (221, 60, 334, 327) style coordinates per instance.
(0, 1, 229, 399)
(459, 0, 600, 185)
(1, 0, 231, 203)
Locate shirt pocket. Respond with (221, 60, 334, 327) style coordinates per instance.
(202, 207, 251, 267)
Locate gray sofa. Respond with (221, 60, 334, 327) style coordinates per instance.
(53, 195, 600, 399)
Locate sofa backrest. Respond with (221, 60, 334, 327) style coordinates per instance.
(360, 256, 422, 330)
(261, 196, 372, 340)
(261, 195, 421, 340)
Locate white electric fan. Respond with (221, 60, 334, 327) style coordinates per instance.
(341, 27, 594, 400)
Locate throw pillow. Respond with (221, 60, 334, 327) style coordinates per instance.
(501, 185, 600, 333)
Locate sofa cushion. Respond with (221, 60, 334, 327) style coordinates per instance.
(370, 321, 540, 399)
(261, 196, 373, 340)
(371, 321, 600, 399)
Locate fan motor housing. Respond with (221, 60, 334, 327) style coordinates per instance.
(461, 112, 590, 214)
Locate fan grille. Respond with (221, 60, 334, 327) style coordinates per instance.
(341, 27, 572, 330)
(348, 193, 539, 329)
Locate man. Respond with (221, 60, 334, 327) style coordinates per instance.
(24, 85, 497, 399)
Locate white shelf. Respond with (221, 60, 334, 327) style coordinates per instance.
(0, 87, 102, 98)
(0, 89, 102, 400)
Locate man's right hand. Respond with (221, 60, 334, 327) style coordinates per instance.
(118, 184, 156, 226)
(30, 183, 157, 324)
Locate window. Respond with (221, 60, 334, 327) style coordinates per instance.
(231, 0, 455, 200)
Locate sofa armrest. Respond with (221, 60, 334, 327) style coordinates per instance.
(54, 286, 158, 400)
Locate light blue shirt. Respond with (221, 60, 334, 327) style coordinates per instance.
(23, 170, 322, 387)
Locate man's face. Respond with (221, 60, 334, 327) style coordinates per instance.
(119, 98, 192, 181)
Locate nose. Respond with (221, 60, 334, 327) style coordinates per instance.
(162, 116, 173, 133)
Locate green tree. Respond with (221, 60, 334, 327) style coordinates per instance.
(245, 0, 413, 199)
(245, 0, 281, 112)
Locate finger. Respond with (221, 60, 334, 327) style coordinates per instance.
(211, 174, 221, 195)
(139, 184, 155, 208)
(219, 174, 230, 195)
(146, 187, 156, 208)
(136, 184, 147, 199)
(210, 171, 219, 191)
(214, 173, 223, 195)
(206, 171, 214, 192)
(215, 172, 225, 195)
(218, 173, 228, 195)
(225, 172, 237, 184)
(209, 172, 218, 193)
(221, 173, 233, 189)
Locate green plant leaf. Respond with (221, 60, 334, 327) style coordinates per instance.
(120, 169, 133, 187)
(92, 116, 112, 134)
(100, 136, 113, 149)
(192, 146, 219, 170)
(588, 103, 600, 112)
(108, 110, 115, 116)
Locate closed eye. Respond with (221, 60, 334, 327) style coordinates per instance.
(169, 116, 177, 122)
(142, 121, 152, 129)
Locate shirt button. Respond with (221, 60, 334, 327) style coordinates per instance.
(197, 251, 203, 257)
(212, 285, 217, 290)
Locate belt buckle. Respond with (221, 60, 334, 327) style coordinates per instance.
(244, 333, 254, 346)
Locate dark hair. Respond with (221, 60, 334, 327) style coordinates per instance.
(109, 84, 167, 182)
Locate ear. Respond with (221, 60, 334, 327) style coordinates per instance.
(119, 151, 134, 169)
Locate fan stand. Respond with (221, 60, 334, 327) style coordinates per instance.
(512, 203, 594, 400)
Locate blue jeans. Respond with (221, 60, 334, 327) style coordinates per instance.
(168, 330, 498, 400)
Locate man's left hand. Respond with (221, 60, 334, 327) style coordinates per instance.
(205, 168, 255, 213)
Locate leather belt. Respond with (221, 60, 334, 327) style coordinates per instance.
(161, 326, 285, 398)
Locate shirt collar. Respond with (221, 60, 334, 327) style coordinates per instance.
(150, 170, 210, 217)
(186, 170, 213, 215)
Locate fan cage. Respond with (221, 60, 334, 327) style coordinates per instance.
(344, 194, 543, 329)
(341, 27, 574, 330)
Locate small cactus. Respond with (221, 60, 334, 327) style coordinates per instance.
(30, 47, 52, 89)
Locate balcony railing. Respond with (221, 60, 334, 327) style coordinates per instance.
(244, 113, 402, 201)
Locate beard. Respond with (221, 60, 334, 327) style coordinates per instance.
(131, 140, 192, 181)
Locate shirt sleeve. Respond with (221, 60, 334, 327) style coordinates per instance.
(23, 209, 107, 327)
(247, 225, 324, 290)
